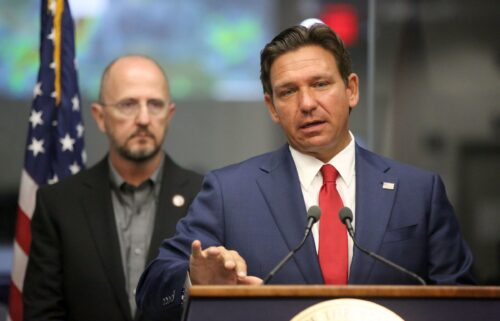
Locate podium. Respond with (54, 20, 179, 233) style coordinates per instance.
(183, 285, 500, 321)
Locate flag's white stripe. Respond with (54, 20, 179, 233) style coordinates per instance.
(11, 241, 29, 291)
(7, 315, 13, 321)
(18, 169, 38, 218)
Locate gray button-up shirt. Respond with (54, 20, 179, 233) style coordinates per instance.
(109, 157, 164, 316)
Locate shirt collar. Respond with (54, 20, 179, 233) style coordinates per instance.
(289, 131, 356, 191)
(108, 154, 165, 190)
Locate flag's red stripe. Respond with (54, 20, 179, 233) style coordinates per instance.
(15, 207, 32, 254)
(8, 280, 23, 321)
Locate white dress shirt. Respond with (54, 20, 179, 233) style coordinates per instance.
(289, 132, 356, 275)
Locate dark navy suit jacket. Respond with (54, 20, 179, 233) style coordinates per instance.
(136, 144, 475, 321)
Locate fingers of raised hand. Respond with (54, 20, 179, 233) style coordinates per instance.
(237, 275, 263, 285)
(190, 242, 247, 277)
(219, 250, 247, 277)
(191, 243, 228, 264)
(191, 240, 204, 259)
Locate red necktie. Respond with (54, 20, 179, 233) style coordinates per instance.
(318, 164, 348, 284)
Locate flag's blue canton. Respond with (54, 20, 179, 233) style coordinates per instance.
(25, 0, 85, 186)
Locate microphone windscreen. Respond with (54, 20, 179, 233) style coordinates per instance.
(307, 206, 321, 223)
(338, 207, 353, 224)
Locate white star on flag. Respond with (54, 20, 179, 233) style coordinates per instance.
(60, 133, 75, 152)
(69, 161, 81, 174)
(33, 82, 43, 98)
(47, 174, 59, 185)
(48, 0, 57, 15)
(28, 138, 45, 156)
(29, 110, 44, 129)
(47, 28, 55, 42)
(50, 61, 56, 69)
(76, 123, 84, 138)
(72, 95, 80, 111)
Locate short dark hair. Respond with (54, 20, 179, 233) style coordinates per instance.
(260, 24, 352, 95)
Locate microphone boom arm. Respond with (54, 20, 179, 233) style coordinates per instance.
(263, 206, 321, 284)
(263, 223, 313, 284)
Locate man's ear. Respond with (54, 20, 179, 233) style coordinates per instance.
(165, 102, 176, 124)
(346, 73, 360, 109)
(90, 103, 106, 133)
(264, 93, 280, 124)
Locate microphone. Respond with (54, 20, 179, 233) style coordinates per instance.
(339, 207, 426, 285)
(263, 206, 321, 284)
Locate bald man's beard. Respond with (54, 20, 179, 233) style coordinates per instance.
(115, 129, 164, 163)
(118, 143, 162, 163)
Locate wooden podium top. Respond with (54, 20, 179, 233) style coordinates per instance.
(189, 285, 500, 298)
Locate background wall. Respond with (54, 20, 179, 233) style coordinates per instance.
(1, 0, 499, 318)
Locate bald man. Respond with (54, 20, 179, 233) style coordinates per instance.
(23, 55, 203, 321)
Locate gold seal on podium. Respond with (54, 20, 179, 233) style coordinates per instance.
(291, 298, 404, 321)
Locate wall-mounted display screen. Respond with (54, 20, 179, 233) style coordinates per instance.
(0, 0, 276, 101)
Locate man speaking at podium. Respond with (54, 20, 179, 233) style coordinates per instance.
(136, 22, 475, 321)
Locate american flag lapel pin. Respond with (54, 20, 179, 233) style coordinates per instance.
(382, 182, 395, 190)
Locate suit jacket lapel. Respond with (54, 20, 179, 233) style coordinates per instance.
(146, 154, 189, 262)
(349, 145, 397, 284)
(82, 158, 132, 321)
(256, 145, 323, 284)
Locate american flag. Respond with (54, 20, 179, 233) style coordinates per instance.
(8, 1, 85, 320)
